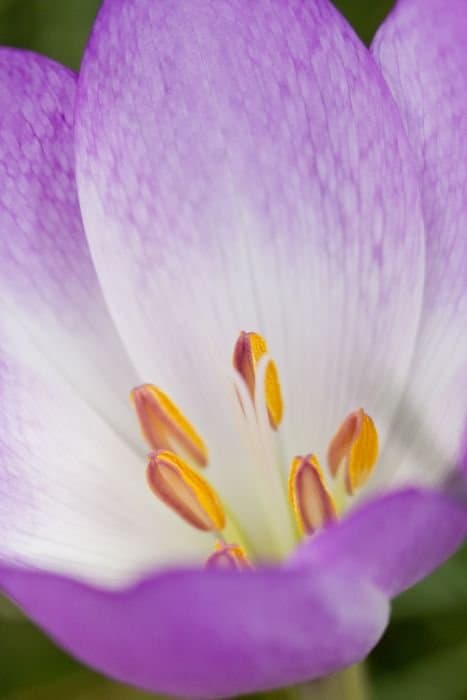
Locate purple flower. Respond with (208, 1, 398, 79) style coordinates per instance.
(0, 0, 466, 697)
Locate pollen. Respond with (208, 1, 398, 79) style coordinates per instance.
(233, 331, 283, 429)
(147, 450, 225, 532)
(327, 408, 379, 495)
(205, 541, 251, 570)
(288, 454, 337, 536)
(130, 384, 208, 467)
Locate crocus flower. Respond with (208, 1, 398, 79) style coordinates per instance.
(1, 0, 466, 697)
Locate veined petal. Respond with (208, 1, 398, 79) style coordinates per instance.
(0, 562, 388, 698)
(76, 0, 425, 504)
(372, 0, 467, 487)
(0, 49, 135, 448)
(0, 50, 207, 584)
(293, 488, 467, 597)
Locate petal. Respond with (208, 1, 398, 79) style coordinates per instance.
(76, 0, 425, 517)
(0, 49, 206, 583)
(0, 49, 135, 444)
(0, 562, 388, 698)
(293, 488, 467, 597)
(372, 1, 467, 486)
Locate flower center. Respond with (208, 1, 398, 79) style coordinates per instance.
(131, 331, 378, 568)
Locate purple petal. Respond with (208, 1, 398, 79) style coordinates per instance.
(293, 488, 467, 597)
(0, 49, 206, 582)
(0, 49, 136, 441)
(0, 562, 388, 698)
(372, 0, 467, 487)
(76, 0, 425, 489)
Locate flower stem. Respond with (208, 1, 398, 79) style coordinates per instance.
(291, 665, 369, 700)
(257, 665, 369, 700)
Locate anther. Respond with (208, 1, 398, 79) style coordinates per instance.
(327, 408, 379, 495)
(288, 454, 337, 536)
(147, 450, 225, 531)
(233, 331, 283, 429)
(205, 542, 251, 570)
(131, 385, 208, 467)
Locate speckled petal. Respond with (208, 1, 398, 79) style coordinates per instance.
(0, 50, 206, 584)
(0, 562, 388, 698)
(372, 0, 467, 487)
(76, 0, 425, 526)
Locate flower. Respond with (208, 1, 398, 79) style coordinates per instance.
(0, 0, 466, 697)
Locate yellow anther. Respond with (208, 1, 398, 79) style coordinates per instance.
(233, 331, 283, 429)
(264, 360, 283, 429)
(205, 542, 252, 570)
(327, 408, 379, 495)
(147, 451, 225, 532)
(131, 384, 208, 468)
(288, 454, 337, 536)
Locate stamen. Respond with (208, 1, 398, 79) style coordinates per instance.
(288, 454, 337, 536)
(147, 450, 225, 531)
(327, 408, 379, 495)
(131, 384, 208, 467)
(232, 331, 283, 429)
(205, 542, 251, 570)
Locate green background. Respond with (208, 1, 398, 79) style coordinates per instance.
(0, 1, 465, 698)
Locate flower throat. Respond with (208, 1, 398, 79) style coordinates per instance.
(130, 331, 378, 569)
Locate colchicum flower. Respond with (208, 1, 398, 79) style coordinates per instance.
(0, 0, 466, 697)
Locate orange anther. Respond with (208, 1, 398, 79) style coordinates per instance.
(131, 385, 208, 467)
(233, 331, 283, 429)
(327, 408, 379, 495)
(205, 542, 252, 570)
(147, 451, 225, 532)
(288, 454, 337, 536)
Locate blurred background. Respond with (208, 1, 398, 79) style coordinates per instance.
(0, 1, 465, 698)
